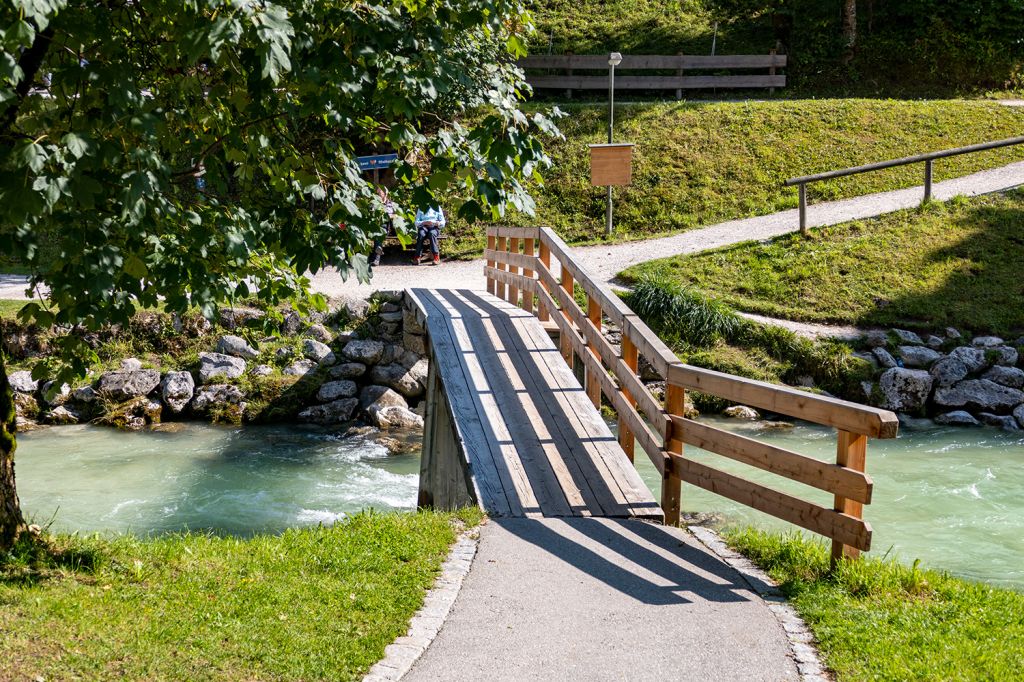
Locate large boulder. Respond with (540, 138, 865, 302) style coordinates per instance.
(219, 307, 265, 330)
(982, 366, 1024, 389)
(934, 379, 1024, 412)
(930, 356, 969, 387)
(216, 335, 259, 360)
(40, 381, 71, 407)
(191, 384, 245, 415)
(305, 323, 333, 343)
(978, 413, 1020, 431)
(96, 396, 163, 430)
(1014, 404, 1024, 429)
(370, 362, 426, 399)
(935, 411, 980, 427)
(284, 359, 318, 376)
(359, 385, 408, 411)
(8, 370, 39, 394)
(330, 363, 366, 380)
(120, 358, 143, 371)
(925, 335, 944, 349)
(991, 346, 1019, 367)
(949, 346, 988, 373)
(366, 404, 424, 430)
(724, 405, 760, 420)
(198, 352, 246, 383)
(42, 405, 83, 426)
(302, 339, 336, 365)
(342, 339, 385, 365)
(98, 369, 161, 401)
(972, 336, 1004, 348)
(872, 347, 898, 369)
(892, 329, 924, 345)
(897, 345, 942, 369)
(878, 368, 933, 412)
(298, 398, 359, 425)
(317, 380, 357, 402)
(13, 393, 39, 421)
(161, 371, 195, 414)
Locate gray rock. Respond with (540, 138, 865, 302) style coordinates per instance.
(935, 411, 980, 427)
(860, 381, 875, 401)
(342, 339, 385, 365)
(892, 329, 924, 345)
(359, 385, 409, 411)
(897, 345, 942, 368)
(925, 335, 944, 349)
(191, 384, 244, 414)
(979, 413, 1021, 431)
(330, 362, 366, 380)
(219, 307, 265, 330)
(1016, 337, 1024, 348)
(366, 404, 424, 430)
(374, 290, 403, 304)
(724, 405, 760, 420)
(872, 347, 898, 369)
(43, 405, 81, 425)
(343, 298, 371, 319)
(379, 311, 403, 323)
(382, 343, 405, 366)
(216, 334, 259, 360)
(381, 301, 401, 313)
(250, 364, 274, 377)
(98, 369, 161, 401)
(198, 352, 246, 383)
(403, 308, 425, 335)
(399, 350, 423, 369)
(930, 356, 969, 387)
(306, 323, 333, 344)
(982, 366, 1024, 389)
(161, 371, 195, 414)
(13, 393, 38, 420)
(945, 327, 962, 340)
(8, 370, 38, 393)
(282, 310, 302, 335)
(72, 386, 99, 403)
(317, 380, 358, 402)
(853, 352, 879, 370)
(370, 363, 426, 399)
(275, 347, 294, 361)
(991, 346, 1019, 366)
(40, 381, 70, 406)
(380, 321, 401, 337)
(403, 332, 427, 356)
(302, 339, 336, 365)
(283, 359, 318, 376)
(862, 330, 888, 348)
(972, 336, 1004, 348)
(934, 379, 1024, 412)
(298, 397, 359, 425)
(120, 358, 143, 371)
(949, 346, 988, 373)
(1014, 404, 1024, 429)
(879, 368, 934, 412)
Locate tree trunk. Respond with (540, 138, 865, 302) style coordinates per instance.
(841, 0, 857, 65)
(0, 353, 27, 551)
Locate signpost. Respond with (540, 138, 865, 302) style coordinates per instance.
(356, 153, 399, 184)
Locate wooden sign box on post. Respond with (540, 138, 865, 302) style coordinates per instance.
(589, 143, 634, 186)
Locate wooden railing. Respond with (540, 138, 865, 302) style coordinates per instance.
(484, 226, 899, 564)
(518, 53, 786, 99)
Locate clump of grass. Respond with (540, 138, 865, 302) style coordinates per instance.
(724, 528, 1024, 681)
(625, 275, 745, 347)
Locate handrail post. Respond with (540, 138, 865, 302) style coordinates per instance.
(495, 234, 507, 301)
(924, 159, 933, 203)
(585, 296, 602, 408)
(559, 265, 575, 368)
(798, 182, 808, 236)
(831, 430, 867, 567)
(618, 335, 638, 462)
(486, 231, 496, 295)
(522, 237, 536, 314)
(538, 238, 551, 322)
(508, 237, 520, 306)
(663, 384, 684, 526)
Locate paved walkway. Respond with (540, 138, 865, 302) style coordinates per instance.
(404, 518, 799, 681)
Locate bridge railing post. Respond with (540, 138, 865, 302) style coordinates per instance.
(559, 267, 575, 368)
(617, 336, 638, 462)
(585, 296, 602, 408)
(495, 234, 507, 301)
(486, 231, 496, 295)
(831, 430, 867, 567)
(508, 237, 520, 307)
(537, 240, 551, 322)
(663, 384, 684, 526)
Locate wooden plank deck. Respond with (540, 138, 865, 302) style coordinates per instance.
(412, 288, 663, 521)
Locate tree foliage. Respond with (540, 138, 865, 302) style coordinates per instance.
(0, 0, 561, 384)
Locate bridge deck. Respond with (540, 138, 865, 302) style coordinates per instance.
(411, 288, 663, 520)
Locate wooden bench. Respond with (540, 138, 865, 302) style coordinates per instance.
(519, 52, 786, 99)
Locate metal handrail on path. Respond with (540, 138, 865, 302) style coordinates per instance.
(784, 135, 1024, 234)
(484, 225, 899, 566)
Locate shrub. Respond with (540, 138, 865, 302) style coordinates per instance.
(625, 275, 745, 347)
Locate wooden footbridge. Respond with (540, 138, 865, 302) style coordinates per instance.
(410, 226, 899, 562)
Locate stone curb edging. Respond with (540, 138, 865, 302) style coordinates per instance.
(687, 525, 832, 682)
(362, 528, 480, 681)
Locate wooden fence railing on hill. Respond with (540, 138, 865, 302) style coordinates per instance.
(518, 53, 786, 99)
(484, 225, 898, 564)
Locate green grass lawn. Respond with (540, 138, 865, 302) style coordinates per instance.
(1, 510, 481, 681)
(466, 99, 1024, 249)
(0, 299, 25, 320)
(622, 190, 1024, 336)
(725, 528, 1024, 681)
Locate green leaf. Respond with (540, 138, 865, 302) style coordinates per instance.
(62, 132, 91, 159)
(13, 140, 47, 173)
(124, 254, 148, 279)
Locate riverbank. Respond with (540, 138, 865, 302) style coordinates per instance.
(0, 510, 481, 682)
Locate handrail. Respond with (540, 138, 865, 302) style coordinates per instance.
(483, 226, 898, 565)
(784, 135, 1024, 234)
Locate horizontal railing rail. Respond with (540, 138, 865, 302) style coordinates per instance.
(784, 135, 1024, 234)
(517, 52, 786, 100)
(484, 225, 898, 564)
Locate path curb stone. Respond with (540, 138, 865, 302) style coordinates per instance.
(363, 529, 480, 682)
(688, 525, 831, 682)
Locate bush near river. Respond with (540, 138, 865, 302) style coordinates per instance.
(725, 528, 1024, 681)
(0, 510, 481, 682)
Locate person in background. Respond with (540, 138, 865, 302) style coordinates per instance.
(370, 185, 396, 267)
(413, 205, 445, 265)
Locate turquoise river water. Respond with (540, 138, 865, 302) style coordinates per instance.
(15, 419, 1024, 589)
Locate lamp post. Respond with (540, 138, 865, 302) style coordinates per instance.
(606, 52, 622, 237)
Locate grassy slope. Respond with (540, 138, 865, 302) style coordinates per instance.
(622, 191, 1024, 336)
(0, 300, 24, 319)
(725, 528, 1024, 681)
(1, 510, 481, 682)
(468, 99, 1024, 248)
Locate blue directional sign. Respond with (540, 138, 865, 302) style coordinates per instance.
(357, 154, 399, 171)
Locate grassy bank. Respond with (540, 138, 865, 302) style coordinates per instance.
(1, 510, 480, 681)
(460, 99, 1024, 249)
(725, 528, 1024, 681)
(622, 190, 1024, 336)
(0, 299, 23, 319)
